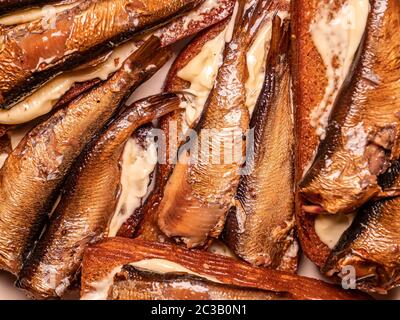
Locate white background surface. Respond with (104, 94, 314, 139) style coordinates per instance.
(0, 45, 399, 300)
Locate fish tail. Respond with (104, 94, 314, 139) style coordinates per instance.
(127, 92, 184, 121)
(233, 0, 271, 47)
(265, 14, 290, 66)
(125, 36, 172, 71)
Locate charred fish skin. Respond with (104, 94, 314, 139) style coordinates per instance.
(157, 0, 271, 248)
(224, 17, 297, 271)
(0, 1, 234, 127)
(16, 93, 182, 299)
(299, 0, 400, 215)
(323, 161, 400, 294)
(0, 0, 59, 15)
(0, 0, 203, 109)
(0, 37, 170, 275)
(108, 265, 280, 300)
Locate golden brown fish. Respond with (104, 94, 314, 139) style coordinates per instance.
(0, 0, 202, 109)
(107, 265, 281, 300)
(157, 0, 270, 248)
(81, 237, 370, 300)
(323, 160, 400, 294)
(16, 93, 182, 299)
(118, 0, 290, 242)
(300, 0, 400, 215)
(223, 17, 297, 271)
(0, 36, 171, 275)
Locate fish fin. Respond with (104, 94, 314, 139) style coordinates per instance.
(265, 14, 290, 66)
(232, 0, 271, 48)
(127, 92, 184, 122)
(125, 36, 168, 70)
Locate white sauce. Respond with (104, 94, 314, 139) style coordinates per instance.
(178, 6, 285, 127)
(245, 11, 290, 114)
(0, 2, 79, 26)
(0, 41, 138, 125)
(245, 16, 272, 114)
(8, 122, 37, 149)
(177, 2, 239, 127)
(81, 259, 221, 300)
(208, 240, 237, 259)
(224, 1, 239, 43)
(315, 213, 356, 249)
(0, 153, 7, 169)
(309, 0, 369, 139)
(81, 266, 122, 300)
(108, 137, 158, 237)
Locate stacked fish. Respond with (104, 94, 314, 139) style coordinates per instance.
(0, 0, 397, 300)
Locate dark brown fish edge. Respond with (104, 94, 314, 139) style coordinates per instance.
(300, 0, 400, 216)
(223, 17, 297, 272)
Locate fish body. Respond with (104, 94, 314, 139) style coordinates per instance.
(117, 19, 231, 242)
(0, 0, 202, 109)
(0, 37, 170, 274)
(157, 0, 271, 248)
(16, 93, 182, 299)
(300, 0, 400, 214)
(324, 161, 400, 294)
(224, 17, 296, 271)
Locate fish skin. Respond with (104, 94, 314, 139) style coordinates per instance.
(299, 0, 400, 215)
(16, 93, 182, 299)
(0, 36, 171, 275)
(108, 265, 280, 300)
(157, 0, 271, 248)
(323, 161, 400, 294)
(0, 0, 203, 109)
(116, 19, 231, 242)
(223, 17, 297, 271)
